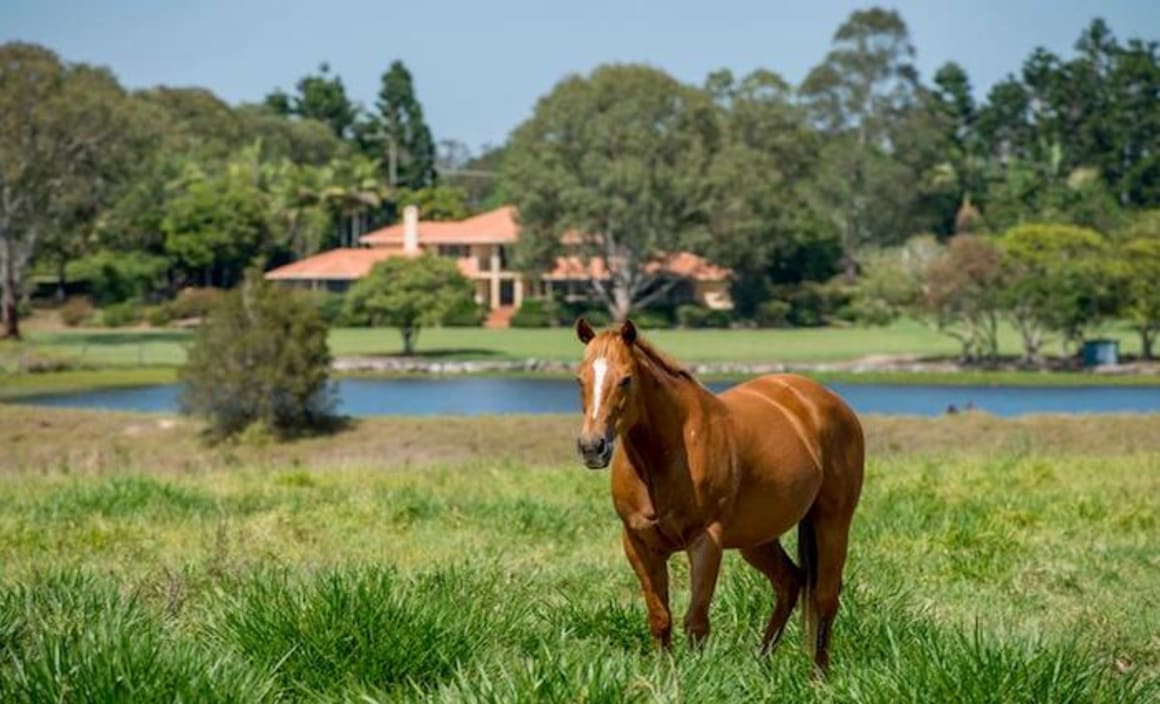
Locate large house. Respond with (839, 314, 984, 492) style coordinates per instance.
(265, 205, 731, 326)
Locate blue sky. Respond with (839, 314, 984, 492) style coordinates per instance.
(4, 1, 1158, 153)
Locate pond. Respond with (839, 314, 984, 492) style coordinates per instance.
(12, 378, 1160, 417)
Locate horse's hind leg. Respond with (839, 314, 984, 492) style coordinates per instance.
(803, 511, 853, 675)
(740, 540, 802, 654)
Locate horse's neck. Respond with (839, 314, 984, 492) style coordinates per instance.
(624, 361, 712, 473)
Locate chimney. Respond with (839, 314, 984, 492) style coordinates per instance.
(403, 205, 420, 253)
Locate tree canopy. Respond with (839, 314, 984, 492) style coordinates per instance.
(343, 255, 475, 355)
(505, 64, 720, 321)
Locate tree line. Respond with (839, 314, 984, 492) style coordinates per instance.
(506, 10, 1159, 341)
(2, 8, 1158, 356)
(0, 43, 481, 338)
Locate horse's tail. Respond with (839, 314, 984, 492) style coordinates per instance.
(798, 515, 819, 658)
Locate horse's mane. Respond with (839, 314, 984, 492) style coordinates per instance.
(632, 335, 696, 383)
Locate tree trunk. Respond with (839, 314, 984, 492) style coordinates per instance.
(400, 325, 418, 356)
(1, 240, 20, 339)
(56, 257, 68, 302)
(610, 281, 632, 323)
(1142, 326, 1155, 361)
(1, 287, 19, 340)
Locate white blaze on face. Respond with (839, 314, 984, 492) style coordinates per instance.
(591, 357, 608, 420)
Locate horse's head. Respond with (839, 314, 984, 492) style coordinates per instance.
(574, 317, 640, 469)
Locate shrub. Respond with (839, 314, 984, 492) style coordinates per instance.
(510, 299, 556, 328)
(677, 305, 732, 329)
(573, 308, 611, 328)
(179, 271, 336, 440)
(99, 301, 143, 328)
(631, 308, 673, 330)
(298, 291, 346, 326)
(169, 287, 224, 320)
(442, 298, 487, 327)
(67, 250, 168, 305)
(753, 300, 791, 328)
(58, 297, 94, 327)
(144, 305, 174, 327)
(779, 281, 851, 327)
(344, 256, 475, 355)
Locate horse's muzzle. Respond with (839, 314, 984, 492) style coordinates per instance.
(577, 435, 614, 470)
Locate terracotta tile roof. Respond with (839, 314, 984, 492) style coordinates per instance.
(359, 205, 519, 246)
(543, 252, 728, 282)
(265, 248, 477, 280)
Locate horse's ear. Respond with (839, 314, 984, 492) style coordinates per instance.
(576, 317, 595, 344)
(620, 319, 637, 345)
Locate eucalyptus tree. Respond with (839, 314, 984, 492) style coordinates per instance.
(504, 64, 721, 322)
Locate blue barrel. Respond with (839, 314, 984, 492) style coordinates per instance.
(1082, 339, 1119, 367)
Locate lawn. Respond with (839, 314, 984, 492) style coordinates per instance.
(4, 317, 1148, 367)
(0, 408, 1157, 701)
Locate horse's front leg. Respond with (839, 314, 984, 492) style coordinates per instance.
(684, 531, 723, 647)
(622, 529, 672, 649)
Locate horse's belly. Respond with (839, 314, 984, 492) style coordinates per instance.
(718, 460, 822, 548)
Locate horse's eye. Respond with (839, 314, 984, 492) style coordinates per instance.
(619, 376, 632, 389)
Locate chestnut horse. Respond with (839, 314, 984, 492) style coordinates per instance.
(574, 319, 864, 673)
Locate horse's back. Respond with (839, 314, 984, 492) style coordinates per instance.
(719, 374, 864, 511)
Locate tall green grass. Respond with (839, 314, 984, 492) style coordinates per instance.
(0, 432, 1156, 701)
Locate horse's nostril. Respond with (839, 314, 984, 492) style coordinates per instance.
(595, 437, 608, 454)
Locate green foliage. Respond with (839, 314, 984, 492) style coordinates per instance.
(98, 300, 143, 328)
(344, 256, 475, 355)
(57, 297, 94, 327)
(0, 573, 273, 703)
(753, 299, 791, 328)
(0, 42, 143, 338)
(921, 234, 1006, 361)
(265, 62, 357, 139)
(780, 281, 850, 328)
(144, 305, 173, 327)
(67, 250, 168, 305)
(1115, 211, 1160, 358)
(162, 155, 275, 289)
(1001, 223, 1114, 360)
(179, 271, 335, 440)
(167, 287, 224, 320)
(209, 567, 500, 696)
(393, 185, 469, 221)
(510, 299, 557, 328)
(505, 64, 721, 321)
(440, 298, 486, 327)
(677, 305, 732, 329)
(366, 60, 438, 188)
(296, 290, 346, 326)
(629, 308, 673, 330)
(854, 236, 944, 325)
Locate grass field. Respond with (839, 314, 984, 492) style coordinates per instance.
(3, 317, 1148, 368)
(1, 408, 1157, 701)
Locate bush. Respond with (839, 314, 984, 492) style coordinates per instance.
(753, 300, 791, 328)
(169, 287, 224, 320)
(179, 271, 337, 441)
(67, 250, 168, 305)
(631, 308, 673, 330)
(510, 299, 556, 328)
(778, 281, 852, 328)
(58, 297, 94, 327)
(677, 305, 732, 329)
(99, 301, 143, 328)
(297, 291, 345, 326)
(573, 308, 611, 328)
(144, 305, 174, 327)
(837, 298, 896, 327)
(442, 298, 487, 327)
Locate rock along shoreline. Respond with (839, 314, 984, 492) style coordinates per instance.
(332, 355, 1157, 377)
